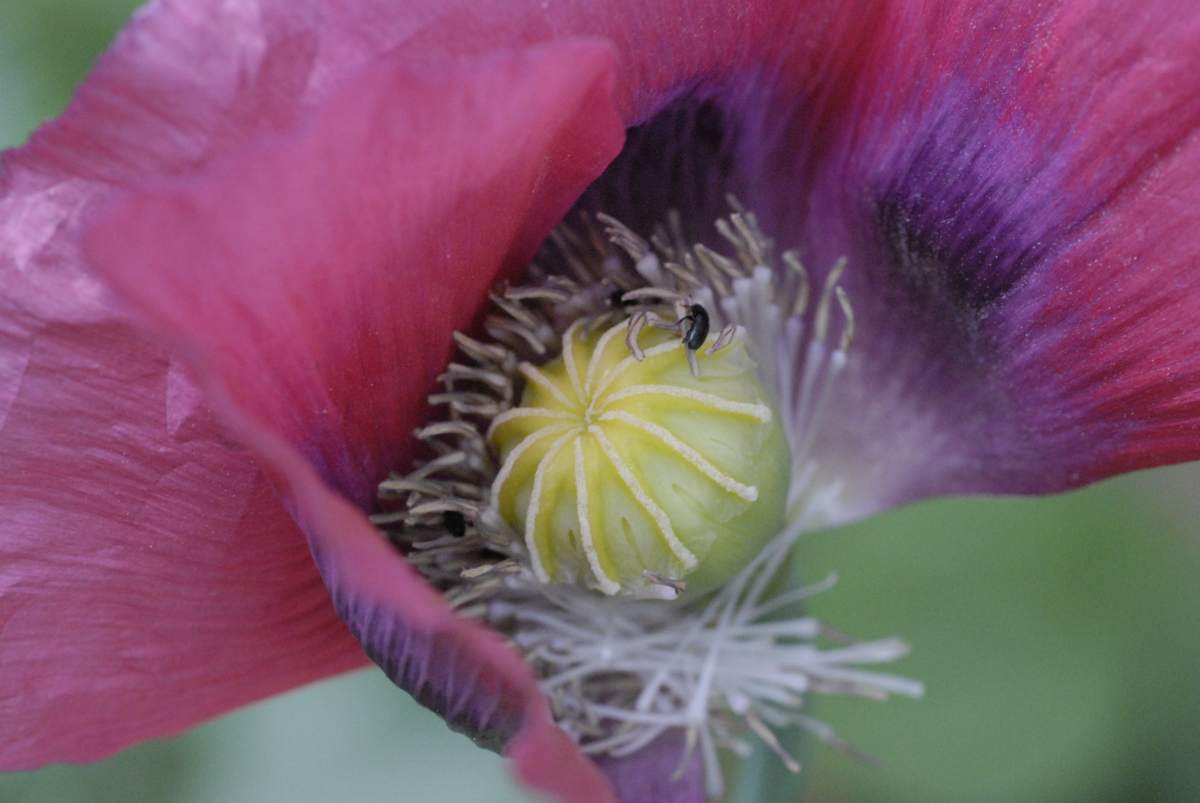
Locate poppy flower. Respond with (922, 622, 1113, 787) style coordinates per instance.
(4, 1, 1200, 802)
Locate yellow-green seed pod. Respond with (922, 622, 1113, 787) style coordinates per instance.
(487, 317, 790, 596)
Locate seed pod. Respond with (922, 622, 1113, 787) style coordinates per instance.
(487, 317, 790, 596)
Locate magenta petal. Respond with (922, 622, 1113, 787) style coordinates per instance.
(20, 0, 817, 182)
(278, 462, 617, 802)
(0, 177, 365, 769)
(88, 40, 626, 508)
(19, 0, 1200, 795)
(86, 41, 626, 802)
(984, 3, 1200, 484)
(675, 0, 1200, 509)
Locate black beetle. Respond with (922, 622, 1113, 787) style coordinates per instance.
(683, 304, 710, 350)
(444, 510, 467, 537)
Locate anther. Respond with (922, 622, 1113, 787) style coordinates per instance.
(504, 286, 574, 303)
(650, 226, 677, 262)
(550, 227, 601, 283)
(715, 218, 752, 271)
(664, 261, 704, 287)
(598, 212, 650, 260)
(642, 569, 687, 594)
(621, 286, 688, 303)
(744, 710, 801, 773)
(427, 392, 501, 416)
(485, 317, 550, 356)
(377, 477, 445, 497)
(835, 286, 855, 352)
(730, 213, 767, 267)
(409, 499, 480, 518)
(693, 243, 741, 279)
(689, 250, 731, 298)
(452, 331, 512, 368)
(437, 363, 511, 392)
(782, 251, 810, 318)
(416, 420, 481, 442)
(705, 323, 738, 356)
(489, 291, 541, 330)
(813, 257, 847, 343)
(625, 310, 651, 360)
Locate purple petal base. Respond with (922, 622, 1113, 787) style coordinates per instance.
(592, 730, 705, 803)
(323, 567, 525, 752)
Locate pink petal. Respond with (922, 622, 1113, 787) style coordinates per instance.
(17, 0, 1200, 797)
(717, 0, 1200, 509)
(86, 40, 626, 802)
(992, 1, 1200, 484)
(19, 0, 819, 184)
(0, 172, 366, 768)
(4, 0, 819, 786)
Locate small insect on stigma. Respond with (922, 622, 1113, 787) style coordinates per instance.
(443, 510, 467, 538)
(682, 303, 710, 351)
(677, 301, 710, 378)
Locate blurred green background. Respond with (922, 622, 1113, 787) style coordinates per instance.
(3, 3, 1199, 802)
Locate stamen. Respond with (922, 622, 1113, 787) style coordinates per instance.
(783, 251, 811, 318)
(635, 253, 666, 285)
(715, 218, 754, 273)
(643, 570, 688, 594)
(452, 331, 515, 370)
(689, 250, 732, 298)
(693, 243, 742, 280)
(490, 291, 543, 330)
(409, 499, 480, 517)
(836, 286, 856, 352)
(664, 261, 705, 287)
(486, 316, 549, 356)
(621, 286, 689, 303)
(625, 311, 650, 360)
(598, 212, 651, 261)
(416, 421, 482, 441)
(705, 323, 738, 355)
(745, 709, 801, 773)
(551, 225, 605, 283)
(504, 285, 575, 303)
(813, 256, 847, 344)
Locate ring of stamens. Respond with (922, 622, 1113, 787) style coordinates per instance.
(374, 198, 921, 799)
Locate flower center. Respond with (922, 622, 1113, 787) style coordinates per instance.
(375, 201, 921, 800)
(487, 317, 790, 596)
